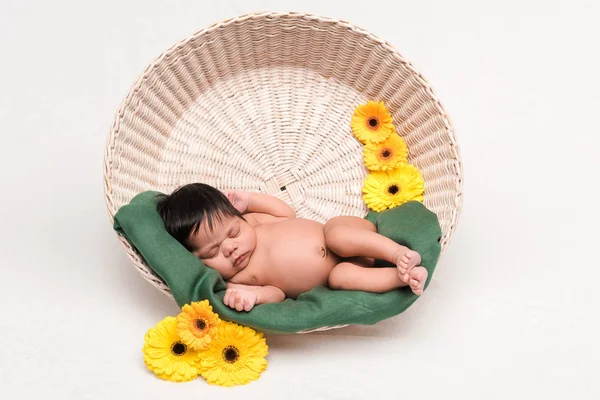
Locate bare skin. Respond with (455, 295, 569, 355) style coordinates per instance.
(189, 191, 427, 312)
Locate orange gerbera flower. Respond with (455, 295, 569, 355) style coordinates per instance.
(351, 101, 395, 144)
(176, 300, 221, 351)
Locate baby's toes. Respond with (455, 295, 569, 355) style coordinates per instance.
(408, 267, 428, 295)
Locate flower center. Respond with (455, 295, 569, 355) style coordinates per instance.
(195, 319, 206, 330)
(387, 184, 400, 195)
(380, 149, 392, 159)
(368, 118, 379, 128)
(222, 346, 240, 364)
(171, 342, 187, 356)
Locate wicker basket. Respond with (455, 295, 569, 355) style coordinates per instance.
(104, 11, 463, 303)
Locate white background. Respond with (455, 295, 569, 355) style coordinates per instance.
(1, 0, 599, 398)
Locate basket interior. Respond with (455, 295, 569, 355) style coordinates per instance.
(105, 13, 462, 282)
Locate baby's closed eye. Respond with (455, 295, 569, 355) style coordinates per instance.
(199, 249, 218, 259)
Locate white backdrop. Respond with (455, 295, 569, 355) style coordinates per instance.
(1, 0, 599, 398)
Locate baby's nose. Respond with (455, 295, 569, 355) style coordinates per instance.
(224, 241, 237, 256)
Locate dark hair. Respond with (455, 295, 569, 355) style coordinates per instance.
(155, 183, 244, 251)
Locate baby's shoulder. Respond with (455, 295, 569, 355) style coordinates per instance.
(245, 212, 291, 227)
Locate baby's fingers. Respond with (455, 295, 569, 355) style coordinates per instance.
(235, 295, 245, 311)
(224, 289, 237, 308)
(243, 299, 253, 312)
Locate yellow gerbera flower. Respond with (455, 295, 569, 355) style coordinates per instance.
(362, 165, 425, 212)
(351, 101, 395, 144)
(176, 300, 221, 351)
(363, 130, 408, 171)
(198, 321, 268, 387)
(142, 316, 202, 382)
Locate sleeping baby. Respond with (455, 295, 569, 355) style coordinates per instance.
(156, 183, 427, 312)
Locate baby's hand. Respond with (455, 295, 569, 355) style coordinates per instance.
(226, 190, 250, 214)
(223, 287, 258, 312)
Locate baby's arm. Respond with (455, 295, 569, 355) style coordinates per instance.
(228, 191, 296, 218)
(224, 282, 286, 311)
(247, 192, 296, 218)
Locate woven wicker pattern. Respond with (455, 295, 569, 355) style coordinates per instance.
(104, 11, 463, 303)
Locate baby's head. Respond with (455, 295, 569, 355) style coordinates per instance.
(156, 183, 256, 279)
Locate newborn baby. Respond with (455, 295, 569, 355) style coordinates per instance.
(157, 183, 427, 311)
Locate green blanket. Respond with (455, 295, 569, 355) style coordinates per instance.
(113, 191, 442, 334)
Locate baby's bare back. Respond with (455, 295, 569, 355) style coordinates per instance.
(229, 218, 340, 298)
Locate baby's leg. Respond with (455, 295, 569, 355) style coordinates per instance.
(328, 260, 428, 295)
(324, 216, 422, 285)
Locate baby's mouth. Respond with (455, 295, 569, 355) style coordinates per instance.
(234, 253, 247, 267)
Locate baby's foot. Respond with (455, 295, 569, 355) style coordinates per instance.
(393, 248, 422, 282)
(407, 266, 428, 296)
